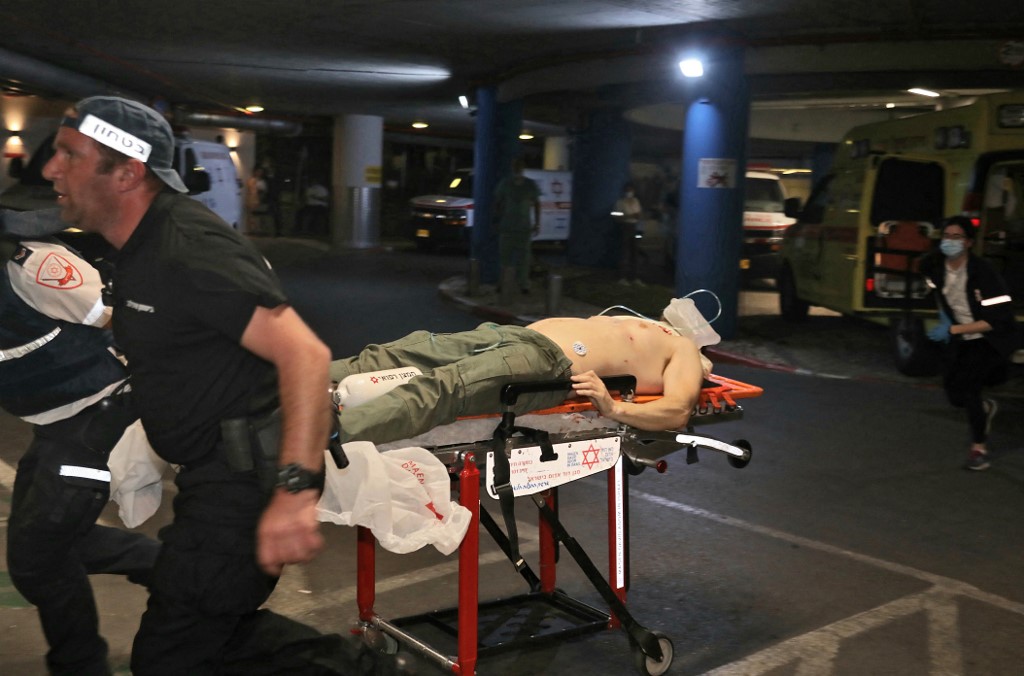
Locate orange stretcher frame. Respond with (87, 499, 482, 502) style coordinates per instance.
(453, 373, 764, 422)
(353, 373, 762, 675)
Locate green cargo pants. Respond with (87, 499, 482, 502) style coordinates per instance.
(331, 323, 574, 443)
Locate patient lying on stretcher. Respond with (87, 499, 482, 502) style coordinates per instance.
(331, 305, 712, 445)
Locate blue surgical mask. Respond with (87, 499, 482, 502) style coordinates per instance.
(940, 238, 965, 258)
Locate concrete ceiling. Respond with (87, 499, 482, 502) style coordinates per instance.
(1, 1, 1023, 142)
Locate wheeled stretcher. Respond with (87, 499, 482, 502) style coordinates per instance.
(352, 373, 762, 675)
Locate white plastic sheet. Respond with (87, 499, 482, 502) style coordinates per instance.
(317, 442, 472, 555)
(107, 420, 169, 528)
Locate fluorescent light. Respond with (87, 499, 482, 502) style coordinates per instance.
(678, 58, 704, 78)
(518, 130, 534, 140)
(411, 121, 429, 129)
(458, 95, 469, 109)
(244, 105, 264, 113)
(907, 88, 940, 98)
(886, 102, 896, 109)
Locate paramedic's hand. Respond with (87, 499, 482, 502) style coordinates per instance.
(257, 489, 324, 576)
(927, 311, 952, 343)
(570, 370, 616, 418)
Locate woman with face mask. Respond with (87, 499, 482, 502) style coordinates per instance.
(921, 216, 1019, 470)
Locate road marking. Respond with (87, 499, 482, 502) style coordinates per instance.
(630, 488, 1023, 676)
(631, 488, 1024, 613)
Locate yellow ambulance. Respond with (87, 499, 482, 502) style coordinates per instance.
(778, 91, 1024, 375)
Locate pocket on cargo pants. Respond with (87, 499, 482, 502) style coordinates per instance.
(456, 348, 569, 418)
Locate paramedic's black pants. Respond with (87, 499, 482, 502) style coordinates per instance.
(943, 338, 1007, 444)
(7, 408, 159, 676)
(130, 454, 400, 675)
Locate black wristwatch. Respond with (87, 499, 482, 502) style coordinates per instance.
(275, 463, 325, 494)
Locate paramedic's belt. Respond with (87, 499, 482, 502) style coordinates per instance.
(219, 408, 348, 495)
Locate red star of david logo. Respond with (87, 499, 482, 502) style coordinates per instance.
(370, 376, 380, 384)
(36, 253, 83, 290)
(582, 444, 600, 470)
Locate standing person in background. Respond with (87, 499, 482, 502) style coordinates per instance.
(923, 215, 1019, 471)
(245, 166, 268, 235)
(298, 177, 330, 237)
(613, 182, 644, 286)
(1, 211, 160, 676)
(261, 158, 283, 237)
(494, 157, 540, 294)
(41, 95, 405, 675)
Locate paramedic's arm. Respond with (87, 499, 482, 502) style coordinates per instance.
(571, 342, 703, 431)
(241, 304, 332, 576)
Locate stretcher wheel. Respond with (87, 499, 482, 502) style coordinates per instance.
(632, 630, 673, 676)
(727, 439, 752, 468)
(362, 625, 399, 655)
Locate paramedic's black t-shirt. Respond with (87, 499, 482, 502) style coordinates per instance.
(109, 193, 287, 464)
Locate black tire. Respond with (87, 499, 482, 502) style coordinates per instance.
(778, 265, 809, 321)
(631, 631, 673, 676)
(890, 315, 943, 377)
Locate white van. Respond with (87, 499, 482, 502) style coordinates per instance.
(173, 137, 243, 230)
(409, 168, 572, 248)
(665, 169, 797, 276)
(1, 134, 243, 230)
(740, 170, 797, 279)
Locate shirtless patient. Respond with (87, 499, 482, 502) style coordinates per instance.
(331, 314, 706, 445)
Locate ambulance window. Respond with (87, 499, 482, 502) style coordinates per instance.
(870, 159, 944, 225)
(800, 175, 833, 224)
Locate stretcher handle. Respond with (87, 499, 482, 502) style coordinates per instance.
(499, 374, 637, 406)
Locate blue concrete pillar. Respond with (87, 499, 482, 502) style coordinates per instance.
(567, 108, 632, 268)
(470, 87, 524, 284)
(471, 86, 498, 281)
(678, 44, 749, 339)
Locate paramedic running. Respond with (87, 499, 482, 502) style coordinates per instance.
(922, 216, 1019, 471)
(0, 211, 159, 676)
(331, 313, 706, 444)
(40, 95, 405, 675)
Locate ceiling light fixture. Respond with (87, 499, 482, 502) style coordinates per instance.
(907, 88, 940, 98)
(885, 102, 896, 109)
(678, 58, 704, 78)
(411, 121, 429, 129)
(244, 105, 265, 113)
(518, 130, 534, 140)
(458, 95, 469, 109)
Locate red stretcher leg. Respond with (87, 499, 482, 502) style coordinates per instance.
(357, 526, 375, 622)
(456, 454, 480, 675)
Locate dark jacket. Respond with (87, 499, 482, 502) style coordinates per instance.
(920, 251, 1019, 359)
(0, 250, 126, 417)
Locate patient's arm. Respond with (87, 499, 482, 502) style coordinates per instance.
(569, 340, 703, 431)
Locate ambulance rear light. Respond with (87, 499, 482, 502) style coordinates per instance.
(865, 278, 875, 293)
(997, 105, 1024, 128)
